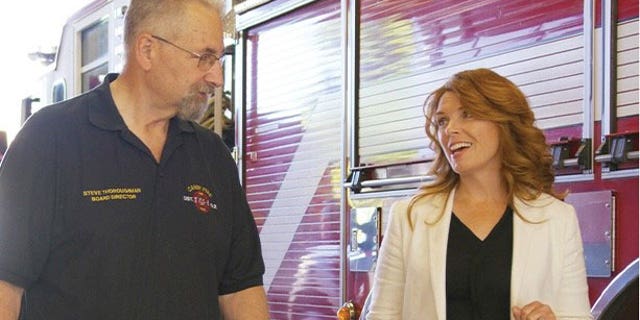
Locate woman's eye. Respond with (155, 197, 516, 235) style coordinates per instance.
(461, 110, 472, 118)
(436, 118, 447, 127)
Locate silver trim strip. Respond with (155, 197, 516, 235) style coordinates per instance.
(591, 258, 639, 319)
(601, 0, 617, 136)
(344, 175, 434, 190)
(554, 173, 595, 183)
(359, 175, 434, 188)
(349, 189, 418, 200)
(235, 32, 246, 183)
(601, 169, 640, 180)
(582, 0, 595, 171)
(340, 0, 352, 305)
(235, 0, 317, 30)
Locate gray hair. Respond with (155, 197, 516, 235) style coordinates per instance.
(123, 0, 222, 48)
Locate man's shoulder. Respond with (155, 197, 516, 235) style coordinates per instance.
(16, 92, 107, 150)
(31, 90, 98, 122)
(190, 120, 217, 138)
(189, 121, 231, 150)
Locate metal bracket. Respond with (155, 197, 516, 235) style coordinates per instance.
(344, 160, 433, 194)
(348, 207, 381, 272)
(565, 190, 615, 277)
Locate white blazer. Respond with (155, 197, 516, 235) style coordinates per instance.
(366, 188, 593, 320)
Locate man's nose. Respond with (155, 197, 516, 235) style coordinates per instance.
(204, 62, 223, 88)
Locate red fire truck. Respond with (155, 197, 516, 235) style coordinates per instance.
(29, 0, 638, 319)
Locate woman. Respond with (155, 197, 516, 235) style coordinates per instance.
(366, 68, 592, 320)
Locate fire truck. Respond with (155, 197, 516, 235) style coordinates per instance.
(28, 0, 638, 319)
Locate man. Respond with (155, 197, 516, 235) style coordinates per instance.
(0, 0, 269, 319)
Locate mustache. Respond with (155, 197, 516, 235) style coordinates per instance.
(197, 84, 217, 97)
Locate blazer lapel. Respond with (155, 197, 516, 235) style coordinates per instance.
(422, 189, 455, 320)
(511, 211, 535, 308)
(511, 197, 550, 307)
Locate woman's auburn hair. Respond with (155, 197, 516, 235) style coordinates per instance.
(407, 68, 564, 227)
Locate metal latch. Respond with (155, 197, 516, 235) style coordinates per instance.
(344, 168, 368, 193)
(550, 137, 592, 174)
(595, 132, 639, 172)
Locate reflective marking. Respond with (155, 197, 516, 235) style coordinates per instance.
(259, 100, 340, 291)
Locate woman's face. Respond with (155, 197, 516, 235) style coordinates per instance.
(434, 91, 503, 178)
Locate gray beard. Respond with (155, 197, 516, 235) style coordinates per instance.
(177, 93, 208, 121)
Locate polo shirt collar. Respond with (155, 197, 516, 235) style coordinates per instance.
(88, 73, 195, 134)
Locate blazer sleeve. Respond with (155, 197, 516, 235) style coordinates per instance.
(555, 205, 593, 320)
(366, 199, 409, 319)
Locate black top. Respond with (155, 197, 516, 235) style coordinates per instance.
(0, 74, 264, 320)
(446, 207, 513, 320)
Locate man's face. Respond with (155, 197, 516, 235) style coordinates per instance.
(158, 2, 224, 120)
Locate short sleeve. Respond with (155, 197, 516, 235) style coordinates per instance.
(218, 180, 265, 294)
(201, 132, 264, 295)
(0, 112, 57, 288)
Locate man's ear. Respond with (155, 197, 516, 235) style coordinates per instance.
(135, 33, 155, 71)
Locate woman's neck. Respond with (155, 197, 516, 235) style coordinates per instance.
(455, 173, 508, 205)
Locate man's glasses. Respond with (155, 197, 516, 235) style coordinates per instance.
(151, 35, 224, 71)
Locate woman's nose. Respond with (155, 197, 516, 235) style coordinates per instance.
(444, 117, 460, 135)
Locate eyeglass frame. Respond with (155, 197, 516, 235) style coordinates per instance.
(151, 34, 224, 71)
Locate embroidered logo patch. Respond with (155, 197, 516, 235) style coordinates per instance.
(183, 184, 217, 214)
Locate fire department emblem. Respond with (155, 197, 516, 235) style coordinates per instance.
(183, 184, 217, 214)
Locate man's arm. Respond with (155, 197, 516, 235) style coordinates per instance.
(218, 285, 269, 320)
(0, 280, 23, 320)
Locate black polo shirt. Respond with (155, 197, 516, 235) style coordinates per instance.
(0, 74, 264, 320)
